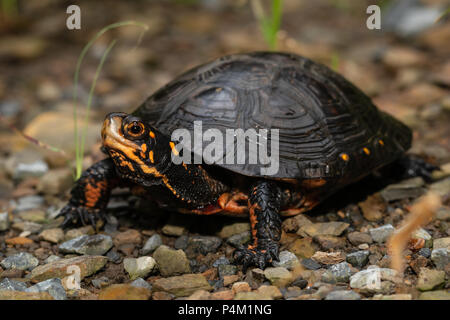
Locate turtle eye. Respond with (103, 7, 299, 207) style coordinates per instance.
(126, 121, 145, 138)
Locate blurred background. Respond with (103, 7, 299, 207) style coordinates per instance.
(0, 0, 449, 198)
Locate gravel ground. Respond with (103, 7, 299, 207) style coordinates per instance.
(0, 0, 449, 300)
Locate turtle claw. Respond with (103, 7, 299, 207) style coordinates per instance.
(57, 203, 104, 229)
(399, 156, 439, 182)
(233, 240, 280, 271)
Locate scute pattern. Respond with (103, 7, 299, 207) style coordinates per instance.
(133, 52, 411, 186)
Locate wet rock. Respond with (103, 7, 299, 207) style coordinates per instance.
(217, 222, 250, 238)
(39, 228, 64, 244)
(263, 267, 292, 287)
(186, 236, 222, 255)
(272, 251, 300, 270)
(12, 221, 43, 234)
(218, 264, 237, 278)
(0, 278, 28, 291)
(152, 274, 212, 297)
(314, 235, 346, 250)
(312, 251, 345, 265)
(226, 231, 251, 247)
(28, 255, 107, 282)
(99, 284, 151, 300)
(141, 234, 162, 255)
(130, 277, 152, 291)
(347, 231, 373, 245)
(1, 252, 39, 270)
(59, 234, 113, 256)
(153, 245, 191, 276)
(64, 225, 95, 241)
(418, 290, 450, 300)
(431, 248, 449, 269)
(301, 258, 321, 270)
(15, 195, 44, 212)
(321, 262, 353, 284)
(416, 268, 445, 291)
(37, 169, 73, 195)
(0, 291, 53, 300)
(123, 256, 156, 280)
(346, 251, 370, 268)
(0, 212, 9, 231)
(325, 290, 361, 300)
(369, 224, 395, 243)
(300, 221, 349, 237)
(380, 177, 425, 202)
(25, 278, 67, 300)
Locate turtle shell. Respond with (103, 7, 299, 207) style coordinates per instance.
(133, 52, 411, 184)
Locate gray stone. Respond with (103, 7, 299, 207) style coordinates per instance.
(25, 278, 66, 300)
(217, 222, 250, 238)
(152, 274, 212, 298)
(380, 177, 425, 202)
(418, 248, 431, 258)
(347, 231, 373, 245)
(1, 252, 39, 270)
(436, 207, 450, 221)
(346, 250, 370, 268)
(325, 290, 361, 300)
(272, 251, 300, 270)
(226, 231, 251, 247)
(39, 228, 64, 244)
(0, 212, 9, 231)
(186, 236, 222, 255)
(431, 248, 449, 270)
(106, 250, 121, 264)
(0, 278, 27, 291)
(44, 255, 61, 264)
(369, 224, 395, 243)
(218, 264, 238, 278)
(429, 177, 450, 198)
(300, 221, 349, 237)
(212, 256, 230, 267)
(153, 245, 191, 276)
(301, 258, 322, 270)
(321, 262, 353, 284)
(130, 277, 152, 291)
(13, 160, 48, 181)
(123, 256, 156, 280)
(350, 267, 399, 292)
(141, 234, 162, 255)
(58, 234, 113, 255)
(91, 276, 110, 289)
(174, 235, 189, 250)
(433, 237, 450, 250)
(15, 195, 45, 212)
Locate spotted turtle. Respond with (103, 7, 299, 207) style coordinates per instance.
(59, 52, 434, 269)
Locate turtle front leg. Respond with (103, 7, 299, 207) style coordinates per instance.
(58, 158, 118, 229)
(233, 181, 282, 270)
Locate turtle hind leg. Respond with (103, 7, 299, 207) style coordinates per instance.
(233, 181, 282, 271)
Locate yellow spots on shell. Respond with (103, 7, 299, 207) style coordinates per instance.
(378, 139, 385, 146)
(149, 131, 155, 139)
(170, 141, 179, 156)
(363, 147, 370, 155)
(149, 150, 154, 163)
(340, 153, 350, 161)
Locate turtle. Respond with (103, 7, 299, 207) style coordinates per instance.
(58, 51, 435, 269)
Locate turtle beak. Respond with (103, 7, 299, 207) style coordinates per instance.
(102, 112, 138, 150)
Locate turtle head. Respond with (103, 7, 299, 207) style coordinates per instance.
(101, 112, 169, 185)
